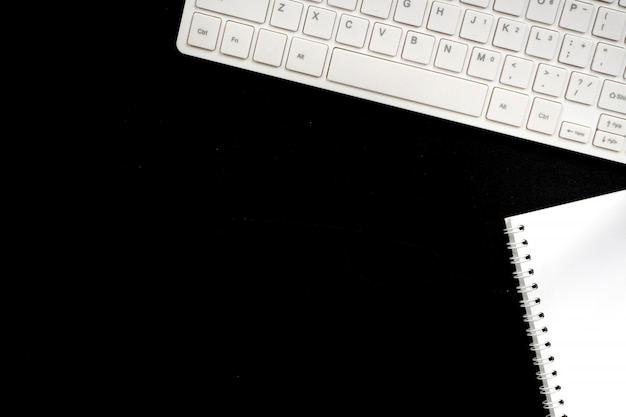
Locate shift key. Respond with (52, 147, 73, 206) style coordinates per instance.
(598, 80, 626, 115)
(196, 0, 270, 23)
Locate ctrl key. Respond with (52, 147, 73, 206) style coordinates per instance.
(188, 13, 221, 51)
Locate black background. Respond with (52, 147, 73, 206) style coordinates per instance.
(75, 2, 626, 415)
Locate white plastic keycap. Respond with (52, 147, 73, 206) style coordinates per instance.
(328, 48, 488, 117)
(196, 0, 270, 23)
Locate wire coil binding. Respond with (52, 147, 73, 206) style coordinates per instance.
(540, 383, 561, 394)
(534, 355, 554, 366)
(527, 326, 548, 337)
(543, 398, 565, 409)
(505, 222, 564, 416)
(513, 268, 534, 279)
(503, 225, 525, 234)
(530, 340, 552, 351)
(517, 282, 539, 293)
(520, 297, 541, 308)
(523, 312, 544, 322)
(537, 369, 558, 380)
(510, 254, 532, 263)
(506, 238, 528, 249)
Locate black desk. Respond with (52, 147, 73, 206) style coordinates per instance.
(90, 3, 626, 415)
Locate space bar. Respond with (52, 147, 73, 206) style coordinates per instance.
(327, 49, 488, 117)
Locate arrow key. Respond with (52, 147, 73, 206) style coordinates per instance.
(559, 121, 591, 143)
(598, 114, 626, 136)
(593, 130, 626, 152)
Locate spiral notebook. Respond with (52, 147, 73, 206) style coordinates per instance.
(504, 189, 626, 417)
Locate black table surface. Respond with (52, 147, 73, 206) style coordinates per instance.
(65, 2, 626, 415)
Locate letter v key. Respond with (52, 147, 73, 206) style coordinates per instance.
(369, 22, 402, 56)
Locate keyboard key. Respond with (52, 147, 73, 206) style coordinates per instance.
(598, 114, 626, 135)
(560, 122, 592, 143)
(394, 0, 428, 27)
(526, 26, 560, 60)
(369, 23, 403, 56)
(434, 39, 468, 72)
(336, 14, 369, 48)
(196, 0, 270, 23)
(533, 64, 568, 97)
(558, 34, 593, 68)
(500, 56, 534, 89)
(460, 0, 490, 7)
(593, 130, 626, 151)
(598, 80, 626, 114)
(592, 7, 626, 40)
(460, 10, 494, 43)
(467, 47, 501, 81)
(402, 31, 436, 64)
(487, 88, 530, 127)
(591, 43, 626, 76)
(526, 0, 561, 24)
(565, 72, 600, 105)
(559, 0, 594, 32)
(188, 13, 221, 51)
(327, 48, 489, 117)
(427, 2, 462, 35)
(286, 37, 328, 77)
(328, 0, 357, 10)
(303, 6, 337, 40)
(361, 0, 393, 18)
(270, 0, 303, 32)
(253, 29, 288, 67)
(493, 0, 526, 16)
(493, 18, 528, 51)
(527, 98, 562, 135)
(220, 21, 254, 59)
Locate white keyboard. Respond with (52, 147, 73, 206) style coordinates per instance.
(176, 0, 626, 165)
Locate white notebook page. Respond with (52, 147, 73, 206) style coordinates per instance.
(505, 189, 626, 417)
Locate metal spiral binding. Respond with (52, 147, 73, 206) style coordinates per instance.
(506, 238, 528, 250)
(540, 383, 561, 394)
(517, 282, 538, 293)
(534, 355, 554, 366)
(503, 225, 525, 234)
(505, 223, 565, 417)
(543, 398, 565, 410)
(523, 312, 544, 322)
(513, 268, 534, 279)
(520, 297, 541, 308)
(537, 369, 558, 380)
(530, 340, 552, 351)
(527, 326, 548, 337)
(510, 254, 532, 263)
